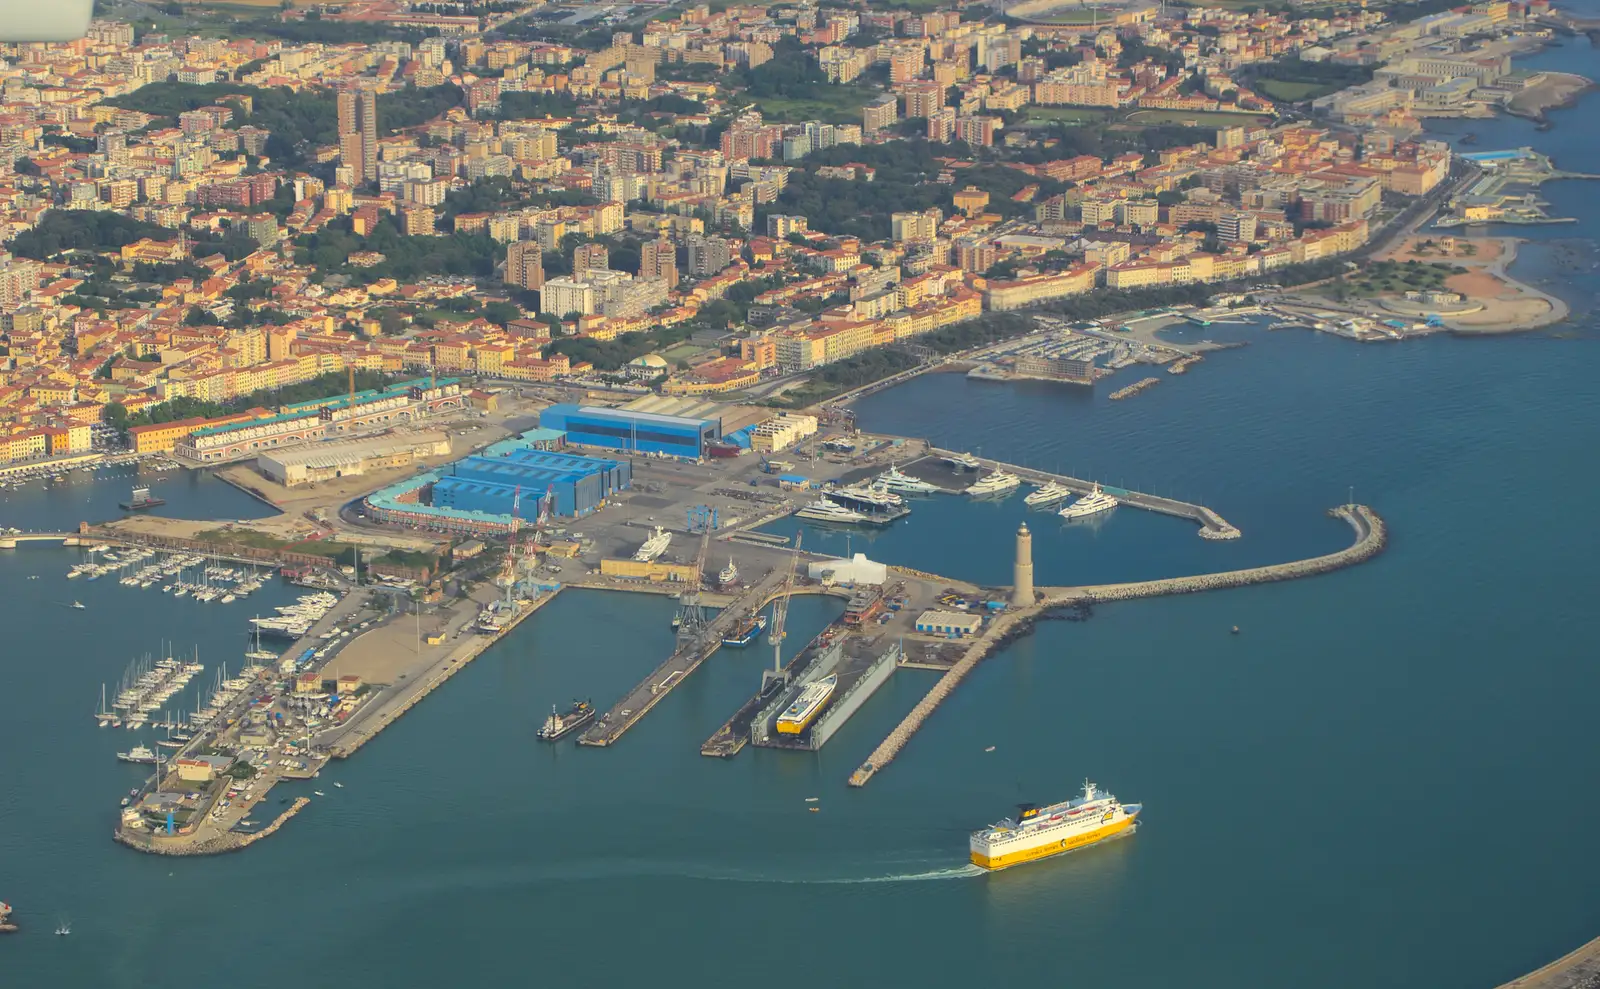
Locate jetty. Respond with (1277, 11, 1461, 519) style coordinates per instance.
(924, 449, 1241, 539)
(847, 504, 1386, 787)
(116, 797, 312, 856)
(580, 569, 792, 747)
(1110, 377, 1161, 400)
(323, 588, 562, 759)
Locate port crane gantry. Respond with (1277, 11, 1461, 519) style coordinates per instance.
(761, 531, 803, 694)
(676, 505, 715, 641)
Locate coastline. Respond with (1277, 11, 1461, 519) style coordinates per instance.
(1506, 70, 1595, 122)
(1441, 238, 1571, 334)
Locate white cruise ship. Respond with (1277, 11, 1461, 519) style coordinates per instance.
(1024, 480, 1073, 507)
(632, 526, 671, 562)
(966, 471, 1021, 497)
(775, 675, 837, 734)
(1058, 484, 1118, 520)
(875, 465, 939, 494)
(795, 497, 873, 525)
(970, 780, 1142, 870)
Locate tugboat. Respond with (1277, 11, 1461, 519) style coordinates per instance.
(537, 699, 596, 741)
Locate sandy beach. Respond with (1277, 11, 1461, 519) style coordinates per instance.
(1373, 236, 1568, 333)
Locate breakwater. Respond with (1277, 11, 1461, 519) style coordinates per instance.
(925, 449, 1242, 539)
(848, 505, 1385, 787)
(1489, 933, 1600, 989)
(115, 797, 312, 856)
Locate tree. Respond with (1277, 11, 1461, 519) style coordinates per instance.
(103, 401, 130, 439)
(481, 301, 522, 325)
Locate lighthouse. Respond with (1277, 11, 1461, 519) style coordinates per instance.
(1011, 522, 1034, 607)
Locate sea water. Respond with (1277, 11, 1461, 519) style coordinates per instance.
(4, 41, 1600, 989)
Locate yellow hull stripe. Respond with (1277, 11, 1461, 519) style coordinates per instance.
(971, 815, 1136, 870)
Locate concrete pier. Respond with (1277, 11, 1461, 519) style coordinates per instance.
(847, 505, 1385, 787)
(924, 449, 1241, 539)
(580, 569, 791, 747)
(325, 587, 562, 759)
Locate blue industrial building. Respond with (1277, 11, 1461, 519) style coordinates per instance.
(431, 448, 630, 519)
(539, 404, 721, 460)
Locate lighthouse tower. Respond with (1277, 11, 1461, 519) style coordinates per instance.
(1011, 522, 1034, 607)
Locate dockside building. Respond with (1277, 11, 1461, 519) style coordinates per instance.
(539, 403, 721, 460)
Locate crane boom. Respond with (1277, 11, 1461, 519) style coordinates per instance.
(769, 530, 802, 673)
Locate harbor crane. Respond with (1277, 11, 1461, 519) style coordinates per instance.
(676, 507, 716, 640)
(761, 531, 803, 695)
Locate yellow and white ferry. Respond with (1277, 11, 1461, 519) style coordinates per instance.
(970, 780, 1141, 870)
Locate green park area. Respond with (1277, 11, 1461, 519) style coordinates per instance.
(1024, 106, 1112, 125)
(753, 89, 874, 125)
(1254, 79, 1335, 102)
(1338, 260, 1464, 297)
(1126, 109, 1273, 127)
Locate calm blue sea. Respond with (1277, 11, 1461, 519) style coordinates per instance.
(3, 35, 1599, 989)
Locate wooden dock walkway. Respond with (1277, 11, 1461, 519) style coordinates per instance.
(847, 505, 1385, 787)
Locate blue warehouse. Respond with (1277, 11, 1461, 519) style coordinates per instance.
(539, 404, 721, 460)
(431, 448, 630, 519)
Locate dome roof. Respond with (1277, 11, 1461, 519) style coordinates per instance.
(630, 353, 669, 368)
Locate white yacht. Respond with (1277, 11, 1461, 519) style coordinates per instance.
(1024, 481, 1073, 507)
(795, 497, 873, 525)
(966, 471, 1021, 497)
(1059, 484, 1119, 520)
(632, 526, 672, 563)
(875, 465, 939, 494)
(827, 481, 904, 511)
(944, 452, 982, 471)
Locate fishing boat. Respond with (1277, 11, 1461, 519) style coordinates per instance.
(537, 699, 596, 741)
(717, 558, 739, 587)
(721, 613, 768, 648)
